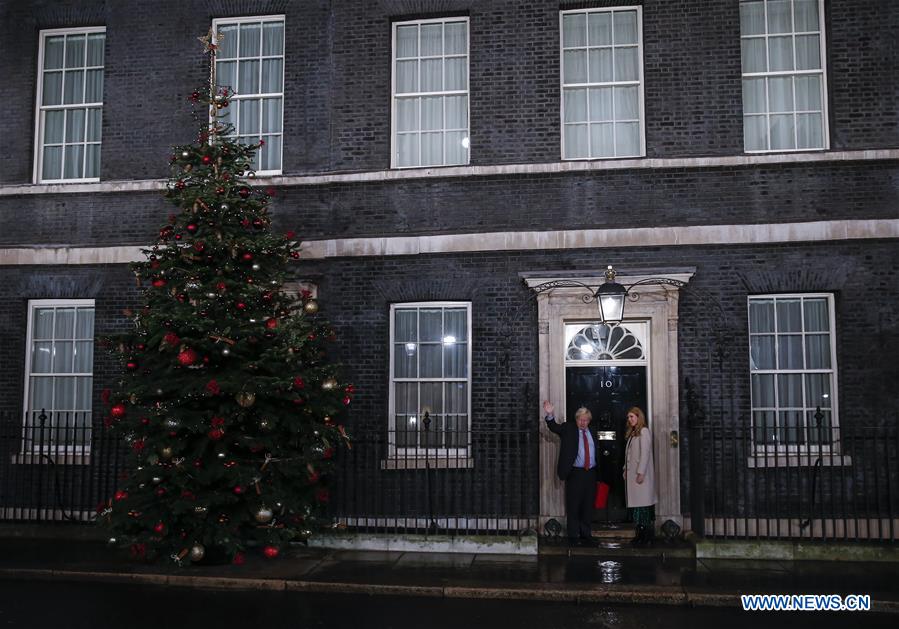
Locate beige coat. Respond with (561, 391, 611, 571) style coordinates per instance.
(624, 427, 656, 508)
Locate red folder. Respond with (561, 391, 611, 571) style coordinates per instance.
(594, 481, 610, 509)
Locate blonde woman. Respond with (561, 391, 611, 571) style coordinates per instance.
(623, 407, 656, 545)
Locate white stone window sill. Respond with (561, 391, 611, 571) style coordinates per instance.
(747, 453, 852, 468)
(11, 452, 91, 465)
(381, 457, 474, 470)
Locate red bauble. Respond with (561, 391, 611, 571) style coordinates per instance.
(241, 252, 253, 262)
(155, 487, 166, 497)
(290, 251, 300, 259)
(316, 489, 330, 503)
(163, 332, 180, 346)
(177, 349, 198, 366)
(343, 396, 351, 406)
(236, 302, 247, 311)
(216, 281, 227, 292)
(262, 292, 273, 302)
(240, 218, 251, 228)
(233, 485, 245, 495)
(190, 91, 200, 101)
(323, 447, 335, 460)
(114, 490, 128, 501)
(153, 522, 165, 534)
(216, 187, 225, 195)
(110, 404, 127, 419)
(126, 361, 138, 370)
(263, 546, 279, 559)
(140, 417, 150, 425)
(238, 187, 251, 199)
(265, 318, 278, 329)
(252, 219, 264, 229)
(186, 223, 198, 233)
(175, 181, 186, 190)
(210, 416, 225, 427)
(293, 377, 305, 389)
(232, 552, 246, 565)
(201, 155, 212, 164)
(151, 279, 166, 288)
(208, 428, 224, 440)
(193, 242, 205, 252)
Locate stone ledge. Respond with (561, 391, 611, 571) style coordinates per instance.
(307, 532, 538, 555)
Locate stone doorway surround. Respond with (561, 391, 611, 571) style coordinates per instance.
(521, 268, 695, 531)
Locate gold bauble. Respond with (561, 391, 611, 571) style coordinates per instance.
(235, 391, 256, 408)
(194, 506, 208, 515)
(321, 378, 337, 391)
(160, 447, 173, 460)
(303, 300, 319, 315)
(189, 545, 205, 562)
(254, 506, 274, 524)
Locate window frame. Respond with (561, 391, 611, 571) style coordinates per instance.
(747, 292, 839, 455)
(739, 0, 830, 154)
(559, 6, 646, 161)
(388, 301, 473, 459)
(21, 298, 96, 456)
(211, 14, 286, 176)
(32, 26, 106, 184)
(390, 16, 471, 169)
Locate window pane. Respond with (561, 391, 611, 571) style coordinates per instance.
(65, 108, 85, 143)
(239, 98, 261, 134)
(805, 373, 831, 408)
(750, 335, 776, 370)
(238, 59, 260, 94)
(218, 60, 237, 89)
(562, 13, 586, 48)
(753, 410, 776, 444)
(42, 71, 63, 106)
(590, 123, 614, 157)
(396, 25, 418, 58)
(613, 47, 639, 81)
(394, 347, 417, 378)
(806, 410, 831, 444)
(54, 376, 76, 408)
(261, 98, 282, 133)
(777, 335, 803, 369)
(259, 135, 281, 171)
(444, 342, 467, 377)
(445, 130, 467, 164)
(261, 58, 283, 93)
(421, 58, 442, 92)
(396, 133, 418, 167)
(74, 340, 93, 372)
(420, 344, 442, 377)
(795, 34, 821, 70)
(741, 38, 766, 73)
(768, 36, 794, 71)
(31, 377, 53, 411)
(33, 308, 55, 339)
(767, 0, 793, 33)
(445, 57, 467, 90)
(803, 298, 829, 331)
(55, 308, 75, 338)
(776, 299, 802, 332)
(420, 382, 443, 414)
(743, 78, 766, 114)
(445, 22, 467, 54)
(779, 410, 803, 444)
(217, 24, 238, 58)
(444, 308, 467, 341)
(396, 98, 419, 132)
(768, 76, 793, 112)
(395, 382, 417, 413)
(85, 144, 100, 178)
(65, 35, 86, 68)
(795, 75, 822, 110)
(744, 115, 768, 151)
(740, 1, 766, 36)
(588, 12, 612, 46)
(796, 113, 823, 149)
(421, 97, 441, 130)
(63, 70, 84, 104)
(86, 33, 104, 66)
(421, 132, 443, 166)
(794, 0, 820, 31)
(420, 23, 441, 56)
(615, 85, 639, 119)
(75, 376, 92, 410)
(564, 124, 588, 158)
(85, 69, 103, 102)
(420, 309, 442, 341)
(446, 382, 468, 413)
(445, 95, 466, 129)
(565, 89, 588, 122)
(588, 87, 612, 121)
(751, 373, 775, 407)
(564, 50, 587, 83)
(63, 145, 84, 178)
(32, 342, 53, 373)
(615, 121, 640, 156)
(770, 114, 795, 149)
(54, 341, 74, 373)
(588, 48, 613, 83)
(396, 59, 418, 93)
(805, 333, 831, 368)
(262, 21, 284, 56)
(42, 146, 63, 180)
(777, 373, 803, 407)
(44, 110, 65, 144)
(613, 11, 638, 45)
(395, 309, 417, 342)
(44, 36, 65, 69)
(85, 107, 102, 141)
(239, 23, 261, 56)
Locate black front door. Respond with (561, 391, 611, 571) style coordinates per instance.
(565, 365, 648, 524)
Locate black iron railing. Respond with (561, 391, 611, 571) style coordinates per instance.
(689, 419, 899, 542)
(328, 428, 540, 535)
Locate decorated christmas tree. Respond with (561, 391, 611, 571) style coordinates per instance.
(101, 31, 351, 565)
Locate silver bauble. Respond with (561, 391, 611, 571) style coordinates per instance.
(189, 545, 205, 562)
(254, 506, 274, 524)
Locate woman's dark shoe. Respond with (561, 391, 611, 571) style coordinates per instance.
(630, 525, 646, 546)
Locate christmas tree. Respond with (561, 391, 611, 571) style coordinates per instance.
(101, 31, 351, 565)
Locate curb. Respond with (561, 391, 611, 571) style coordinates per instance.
(1, 567, 897, 612)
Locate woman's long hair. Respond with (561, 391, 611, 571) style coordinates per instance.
(624, 406, 647, 439)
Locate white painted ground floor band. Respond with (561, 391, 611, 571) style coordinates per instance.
(1, 218, 897, 265)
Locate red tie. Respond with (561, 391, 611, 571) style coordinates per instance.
(582, 430, 590, 470)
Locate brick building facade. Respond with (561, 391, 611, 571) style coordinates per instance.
(1, 0, 897, 538)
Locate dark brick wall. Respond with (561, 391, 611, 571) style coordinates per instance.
(2, 0, 897, 185)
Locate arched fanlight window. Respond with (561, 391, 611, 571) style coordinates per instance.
(566, 323, 645, 361)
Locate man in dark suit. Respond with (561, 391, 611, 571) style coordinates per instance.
(543, 400, 597, 545)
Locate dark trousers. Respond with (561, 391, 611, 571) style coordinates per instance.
(565, 467, 597, 540)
